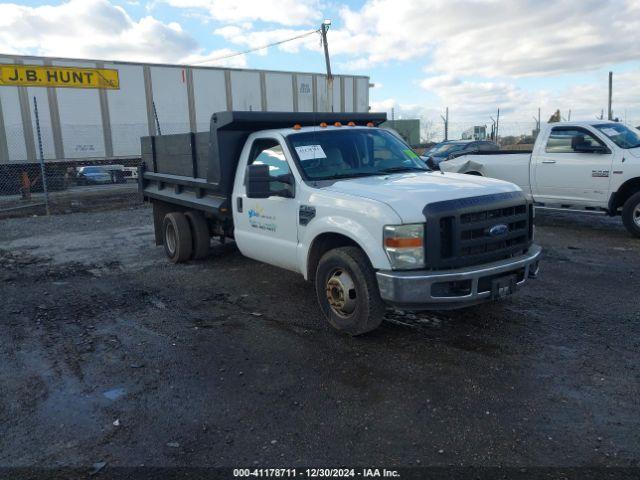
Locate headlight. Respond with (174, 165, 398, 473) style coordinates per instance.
(383, 224, 425, 270)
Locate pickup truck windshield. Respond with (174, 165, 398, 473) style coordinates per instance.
(593, 123, 640, 149)
(288, 129, 427, 180)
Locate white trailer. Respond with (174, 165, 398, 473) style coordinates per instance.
(0, 54, 371, 166)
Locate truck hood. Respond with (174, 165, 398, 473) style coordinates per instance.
(322, 171, 522, 223)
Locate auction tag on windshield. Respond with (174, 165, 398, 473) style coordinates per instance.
(295, 145, 327, 160)
(601, 128, 619, 136)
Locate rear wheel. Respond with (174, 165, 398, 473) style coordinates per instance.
(315, 247, 386, 335)
(622, 191, 640, 238)
(185, 211, 211, 260)
(162, 212, 193, 263)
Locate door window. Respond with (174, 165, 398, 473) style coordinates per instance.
(545, 128, 605, 153)
(248, 139, 293, 194)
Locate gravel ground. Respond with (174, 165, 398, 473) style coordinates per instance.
(0, 205, 638, 469)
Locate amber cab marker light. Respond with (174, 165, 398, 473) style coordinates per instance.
(384, 237, 423, 248)
(347, 121, 356, 126)
(292, 124, 301, 130)
(319, 122, 328, 128)
(366, 122, 374, 127)
(334, 121, 342, 127)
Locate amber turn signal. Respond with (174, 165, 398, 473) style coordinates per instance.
(384, 237, 423, 248)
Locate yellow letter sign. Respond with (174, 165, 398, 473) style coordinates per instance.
(0, 65, 120, 90)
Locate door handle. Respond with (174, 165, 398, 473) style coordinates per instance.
(541, 160, 556, 164)
(236, 197, 243, 212)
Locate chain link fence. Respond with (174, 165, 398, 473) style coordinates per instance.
(0, 121, 145, 219)
(419, 120, 541, 147)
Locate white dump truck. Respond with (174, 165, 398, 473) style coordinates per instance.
(139, 112, 541, 335)
(440, 121, 640, 237)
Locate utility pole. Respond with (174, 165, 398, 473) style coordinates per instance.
(320, 20, 333, 112)
(440, 107, 449, 141)
(495, 108, 500, 145)
(608, 71, 613, 120)
(568, 109, 571, 121)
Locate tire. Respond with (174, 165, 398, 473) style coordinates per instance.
(315, 246, 386, 336)
(162, 212, 193, 263)
(621, 191, 640, 238)
(185, 211, 211, 260)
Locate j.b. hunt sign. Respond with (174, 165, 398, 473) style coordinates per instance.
(0, 64, 119, 89)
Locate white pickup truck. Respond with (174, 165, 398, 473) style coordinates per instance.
(440, 121, 640, 237)
(139, 112, 541, 335)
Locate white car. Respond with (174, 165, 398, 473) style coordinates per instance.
(440, 121, 640, 237)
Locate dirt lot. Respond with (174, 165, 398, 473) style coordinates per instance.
(0, 205, 639, 469)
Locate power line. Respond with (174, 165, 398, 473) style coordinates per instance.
(191, 29, 320, 65)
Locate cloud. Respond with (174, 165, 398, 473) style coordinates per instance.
(181, 48, 247, 68)
(163, 0, 319, 26)
(340, 0, 639, 77)
(376, 69, 640, 141)
(0, 0, 201, 63)
(421, 76, 530, 116)
(213, 25, 321, 55)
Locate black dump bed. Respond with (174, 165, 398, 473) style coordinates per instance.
(140, 111, 387, 217)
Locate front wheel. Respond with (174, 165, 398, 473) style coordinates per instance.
(622, 191, 640, 238)
(315, 247, 386, 335)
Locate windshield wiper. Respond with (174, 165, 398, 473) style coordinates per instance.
(378, 166, 427, 174)
(321, 171, 380, 180)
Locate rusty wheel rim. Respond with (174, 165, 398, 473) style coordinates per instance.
(325, 268, 357, 317)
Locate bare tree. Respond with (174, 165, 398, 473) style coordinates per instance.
(421, 119, 438, 143)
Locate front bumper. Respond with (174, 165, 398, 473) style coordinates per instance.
(376, 245, 542, 310)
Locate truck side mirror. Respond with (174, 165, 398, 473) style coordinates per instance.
(246, 164, 272, 198)
(246, 165, 295, 198)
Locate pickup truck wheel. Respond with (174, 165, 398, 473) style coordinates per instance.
(162, 212, 193, 263)
(622, 192, 640, 238)
(185, 211, 211, 260)
(315, 247, 386, 335)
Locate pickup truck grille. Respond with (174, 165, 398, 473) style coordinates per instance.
(423, 192, 533, 270)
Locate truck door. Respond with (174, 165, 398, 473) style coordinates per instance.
(533, 126, 614, 205)
(232, 136, 301, 272)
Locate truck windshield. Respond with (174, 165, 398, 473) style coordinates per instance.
(288, 128, 427, 180)
(593, 123, 640, 149)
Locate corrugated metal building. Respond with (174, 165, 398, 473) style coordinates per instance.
(0, 54, 371, 165)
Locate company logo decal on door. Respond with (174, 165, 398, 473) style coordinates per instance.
(248, 205, 277, 232)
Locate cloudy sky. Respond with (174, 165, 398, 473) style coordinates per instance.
(1, 0, 639, 136)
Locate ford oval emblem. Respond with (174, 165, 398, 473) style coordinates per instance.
(488, 224, 509, 237)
